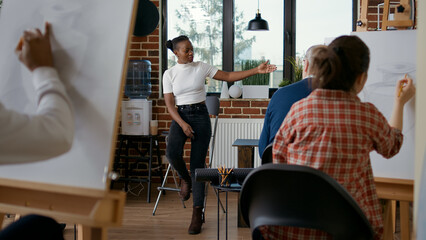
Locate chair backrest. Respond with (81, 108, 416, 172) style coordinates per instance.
(261, 142, 273, 165)
(205, 96, 220, 167)
(240, 164, 374, 240)
(206, 96, 220, 116)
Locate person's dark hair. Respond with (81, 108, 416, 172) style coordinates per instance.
(166, 35, 190, 52)
(310, 35, 370, 92)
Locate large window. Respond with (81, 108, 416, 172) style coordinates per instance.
(234, 0, 284, 88)
(163, 0, 355, 94)
(165, 0, 284, 93)
(295, 0, 353, 58)
(167, 0, 223, 92)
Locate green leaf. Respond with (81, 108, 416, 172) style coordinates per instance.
(240, 59, 269, 85)
(278, 56, 304, 87)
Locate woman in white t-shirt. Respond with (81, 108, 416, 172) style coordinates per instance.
(163, 35, 276, 234)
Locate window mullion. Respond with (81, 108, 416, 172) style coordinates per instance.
(223, 0, 234, 87)
(284, 0, 295, 83)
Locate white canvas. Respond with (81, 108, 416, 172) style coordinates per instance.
(0, 0, 135, 190)
(353, 30, 416, 180)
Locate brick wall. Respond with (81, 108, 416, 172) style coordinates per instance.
(116, 0, 272, 183)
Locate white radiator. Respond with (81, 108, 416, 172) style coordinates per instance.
(210, 118, 264, 168)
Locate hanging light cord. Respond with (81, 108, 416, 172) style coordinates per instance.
(257, 0, 260, 14)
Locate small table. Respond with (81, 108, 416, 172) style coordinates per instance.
(212, 184, 242, 240)
(113, 134, 163, 203)
(232, 139, 259, 168)
(232, 139, 258, 227)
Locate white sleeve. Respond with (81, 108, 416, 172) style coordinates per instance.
(0, 67, 74, 164)
(200, 62, 218, 78)
(162, 70, 173, 94)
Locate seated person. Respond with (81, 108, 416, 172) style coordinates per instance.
(0, 22, 73, 240)
(258, 45, 321, 158)
(0, 215, 64, 240)
(267, 36, 415, 240)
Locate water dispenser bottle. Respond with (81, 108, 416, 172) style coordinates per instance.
(125, 60, 152, 99)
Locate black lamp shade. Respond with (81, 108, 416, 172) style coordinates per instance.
(134, 0, 160, 36)
(248, 13, 269, 31)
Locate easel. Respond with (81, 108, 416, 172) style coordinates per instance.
(356, 0, 414, 31)
(381, 0, 414, 30)
(356, 0, 370, 31)
(0, 0, 139, 238)
(376, 177, 413, 240)
(0, 179, 126, 240)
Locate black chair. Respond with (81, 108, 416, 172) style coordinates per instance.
(260, 142, 273, 165)
(240, 164, 374, 240)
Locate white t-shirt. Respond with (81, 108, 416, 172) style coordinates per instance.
(0, 67, 74, 164)
(163, 61, 218, 105)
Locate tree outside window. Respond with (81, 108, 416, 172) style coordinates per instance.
(167, 0, 261, 93)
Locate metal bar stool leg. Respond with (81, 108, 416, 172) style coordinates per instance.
(152, 163, 186, 215)
(147, 137, 153, 203)
(153, 164, 171, 215)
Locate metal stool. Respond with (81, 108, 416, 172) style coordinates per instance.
(152, 132, 186, 215)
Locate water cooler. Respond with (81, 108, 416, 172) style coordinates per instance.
(121, 60, 152, 135)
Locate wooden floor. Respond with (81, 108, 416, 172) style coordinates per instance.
(2, 182, 410, 240)
(70, 183, 251, 240)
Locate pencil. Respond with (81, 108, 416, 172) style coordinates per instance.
(17, 37, 24, 50)
(398, 74, 407, 97)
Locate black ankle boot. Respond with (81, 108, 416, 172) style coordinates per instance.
(188, 206, 204, 234)
(179, 178, 192, 201)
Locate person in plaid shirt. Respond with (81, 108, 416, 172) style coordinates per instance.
(266, 35, 416, 240)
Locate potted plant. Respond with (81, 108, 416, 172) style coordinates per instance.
(239, 59, 270, 98)
(279, 56, 303, 87)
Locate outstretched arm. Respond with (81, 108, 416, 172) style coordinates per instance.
(213, 60, 277, 82)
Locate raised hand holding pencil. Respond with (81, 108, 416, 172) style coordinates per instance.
(389, 75, 416, 131)
(395, 74, 415, 105)
(398, 74, 407, 97)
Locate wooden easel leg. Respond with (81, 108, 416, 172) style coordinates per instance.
(382, 0, 390, 30)
(392, 200, 396, 233)
(78, 224, 107, 240)
(400, 201, 411, 240)
(0, 213, 4, 229)
(383, 199, 394, 240)
(357, 0, 369, 31)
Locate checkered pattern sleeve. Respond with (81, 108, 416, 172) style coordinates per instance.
(259, 225, 332, 240)
(364, 102, 403, 158)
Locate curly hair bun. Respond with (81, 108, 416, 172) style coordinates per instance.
(166, 40, 173, 50)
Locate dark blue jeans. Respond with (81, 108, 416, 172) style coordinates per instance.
(166, 103, 211, 207)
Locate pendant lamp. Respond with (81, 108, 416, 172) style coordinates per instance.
(247, 0, 269, 31)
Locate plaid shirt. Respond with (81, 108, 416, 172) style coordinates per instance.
(266, 89, 403, 240)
